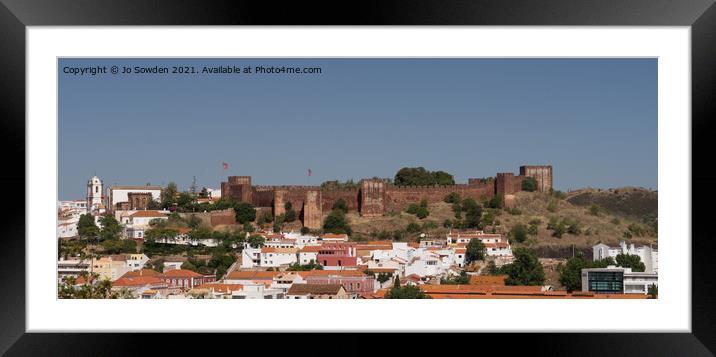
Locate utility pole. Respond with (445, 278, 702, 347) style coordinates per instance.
(190, 176, 197, 196)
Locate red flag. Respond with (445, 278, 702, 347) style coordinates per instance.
(222, 162, 229, 170)
(308, 168, 312, 177)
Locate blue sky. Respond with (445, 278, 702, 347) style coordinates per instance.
(58, 58, 657, 200)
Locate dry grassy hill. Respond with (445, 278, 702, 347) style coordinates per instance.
(345, 188, 657, 259)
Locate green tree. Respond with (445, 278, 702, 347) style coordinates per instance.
(377, 272, 392, 284)
(510, 224, 528, 243)
(247, 234, 266, 248)
(522, 177, 538, 192)
(99, 215, 122, 241)
(181, 260, 198, 272)
(394, 167, 454, 186)
(405, 199, 429, 219)
(300, 226, 310, 235)
(462, 198, 483, 228)
(161, 182, 178, 209)
(559, 254, 614, 292)
(101, 239, 136, 254)
(588, 204, 601, 216)
(499, 248, 545, 286)
(77, 214, 99, 240)
(615, 253, 646, 272)
(323, 209, 352, 235)
(647, 284, 658, 299)
(558, 255, 592, 292)
(332, 198, 348, 214)
(386, 276, 430, 299)
(488, 193, 503, 209)
(444, 192, 461, 204)
(234, 202, 256, 224)
(441, 271, 470, 285)
(273, 214, 285, 233)
(406, 222, 421, 234)
(465, 238, 486, 263)
(58, 273, 133, 299)
(284, 202, 297, 222)
(257, 211, 274, 226)
(199, 187, 209, 198)
(176, 192, 195, 211)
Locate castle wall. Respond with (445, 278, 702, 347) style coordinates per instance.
(210, 209, 236, 226)
(251, 188, 275, 208)
(384, 183, 494, 212)
(321, 189, 360, 213)
(218, 164, 549, 226)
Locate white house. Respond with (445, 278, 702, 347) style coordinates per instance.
(231, 282, 285, 299)
(592, 241, 658, 274)
(260, 247, 299, 267)
(241, 245, 262, 268)
(270, 272, 306, 292)
(125, 254, 150, 271)
(57, 221, 78, 238)
(119, 210, 169, 227)
(298, 246, 321, 265)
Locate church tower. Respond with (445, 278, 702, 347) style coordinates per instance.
(86, 175, 103, 214)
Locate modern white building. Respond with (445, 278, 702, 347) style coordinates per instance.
(581, 266, 658, 295)
(592, 241, 658, 274)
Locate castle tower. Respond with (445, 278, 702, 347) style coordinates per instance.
(519, 165, 553, 192)
(221, 176, 253, 202)
(86, 175, 103, 214)
(303, 189, 322, 230)
(360, 179, 385, 217)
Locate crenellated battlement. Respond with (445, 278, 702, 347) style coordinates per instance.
(220, 164, 552, 222)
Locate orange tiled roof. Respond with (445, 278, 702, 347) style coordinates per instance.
(469, 275, 507, 286)
(299, 245, 322, 252)
(113, 275, 165, 287)
(162, 269, 204, 278)
(120, 269, 163, 279)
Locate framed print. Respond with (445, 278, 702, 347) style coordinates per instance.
(2, 0, 716, 355)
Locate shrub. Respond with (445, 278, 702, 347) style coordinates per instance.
(522, 177, 538, 192)
(547, 199, 558, 212)
(444, 192, 461, 204)
(510, 224, 528, 243)
(406, 223, 421, 234)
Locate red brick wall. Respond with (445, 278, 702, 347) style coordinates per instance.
(321, 189, 360, 212)
(384, 184, 495, 212)
(210, 209, 236, 226)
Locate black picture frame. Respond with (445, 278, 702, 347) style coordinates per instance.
(1, 1, 715, 355)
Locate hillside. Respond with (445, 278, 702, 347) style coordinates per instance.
(346, 189, 657, 259)
(565, 187, 657, 219)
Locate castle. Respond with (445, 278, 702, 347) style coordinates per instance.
(221, 165, 552, 230)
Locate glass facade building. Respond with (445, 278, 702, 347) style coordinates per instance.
(586, 271, 624, 294)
